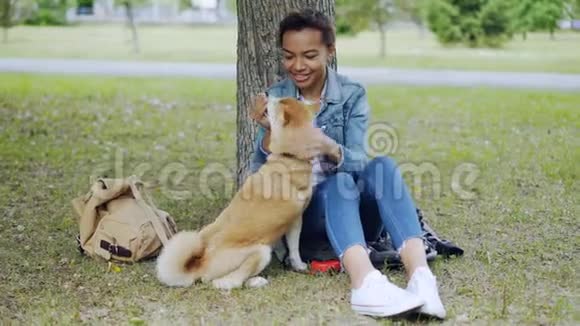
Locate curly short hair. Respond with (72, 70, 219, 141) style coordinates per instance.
(278, 9, 335, 47)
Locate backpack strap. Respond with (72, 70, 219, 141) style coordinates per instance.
(127, 176, 172, 245)
(72, 178, 127, 252)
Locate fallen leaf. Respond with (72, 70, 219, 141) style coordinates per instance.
(129, 317, 145, 325)
(107, 262, 122, 273)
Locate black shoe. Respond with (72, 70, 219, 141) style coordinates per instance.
(417, 208, 464, 257)
(368, 241, 402, 269)
(368, 233, 395, 252)
(423, 237, 438, 262)
(368, 232, 438, 269)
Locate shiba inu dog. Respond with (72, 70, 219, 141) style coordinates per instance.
(156, 97, 317, 290)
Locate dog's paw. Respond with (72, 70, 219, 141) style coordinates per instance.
(245, 276, 268, 288)
(212, 278, 243, 290)
(289, 258, 308, 272)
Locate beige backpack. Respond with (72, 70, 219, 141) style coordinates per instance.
(72, 175, 178, 263)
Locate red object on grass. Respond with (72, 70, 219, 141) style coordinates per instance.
(310, 259, 341, 273)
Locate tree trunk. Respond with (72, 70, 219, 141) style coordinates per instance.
(411, 16, 424, 39)
(378, 24, 386, 58)
(416, 22, 425, 39)
(215, 0, 223, 19)
(235, 0, 335, 188)
(522, 31, 527, 41)
(123, 1, 140, 54)
(2, 0, 12, 43)
(549, 28, 555, 40)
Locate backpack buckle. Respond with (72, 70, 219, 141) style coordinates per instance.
(100, 240, 132, 258)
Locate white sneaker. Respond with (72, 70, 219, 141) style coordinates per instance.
(406, 267, 447, 319)
(351, 270, 424, 317)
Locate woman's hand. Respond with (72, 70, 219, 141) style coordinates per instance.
(249, 92, 270, 130)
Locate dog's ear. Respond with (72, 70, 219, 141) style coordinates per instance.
(279, 98, 304, 127)
(282, 104, 296, 126)
(280, 97, 312, 127)
(282, 108, 290, 126)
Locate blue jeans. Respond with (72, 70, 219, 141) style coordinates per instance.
(299, 156, 423, 259)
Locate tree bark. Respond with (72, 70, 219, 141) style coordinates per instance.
(415, 21, 425, 39)
(378, 24, 386, 58)
(215, 0, 223, 19)
(123, 1, 140, 54)
(235, 0, 335, 188)
(1, 0, 13, 43)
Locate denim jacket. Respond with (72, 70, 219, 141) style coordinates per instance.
(249, 68, 370, 175)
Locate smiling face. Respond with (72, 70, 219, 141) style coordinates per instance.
(281, 28, 335, 94)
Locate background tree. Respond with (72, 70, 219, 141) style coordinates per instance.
(511, 0, 535, 40)
(1, 0, 19, 42)
(529, 0, 565, 39)
(335, 0, 394, 58)
(425, 0, 512, 47)
(561, 0, 578, 18)
(479, 0, 513, 46)
(572, 0, 580, 18)
(374, 0, 395, 58)
(23, 0, 69, 26)
(335, 0, 370, 35)
(235, 0, 335, 187)
(394, 0, 426, 36)
(425, 0, 462, 44)
(510, 0, 566, 40)
(115, 0, 150, 53)
(1, 0, 34, 42)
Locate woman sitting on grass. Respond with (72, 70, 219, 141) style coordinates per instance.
(248, 9, 446, 319)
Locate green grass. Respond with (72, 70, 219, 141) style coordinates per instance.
(2, 24, 580, 73)
(0, 74, 578, 324)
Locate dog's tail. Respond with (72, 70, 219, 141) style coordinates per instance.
(156, 231, 205, 287)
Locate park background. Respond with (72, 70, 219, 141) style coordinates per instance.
(0, 0, 578, 324)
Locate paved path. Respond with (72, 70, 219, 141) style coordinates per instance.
(2, 58, 580, 91)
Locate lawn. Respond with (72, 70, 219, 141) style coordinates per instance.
(1, 24, 580, 74)
(0, 74, 578, 325)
